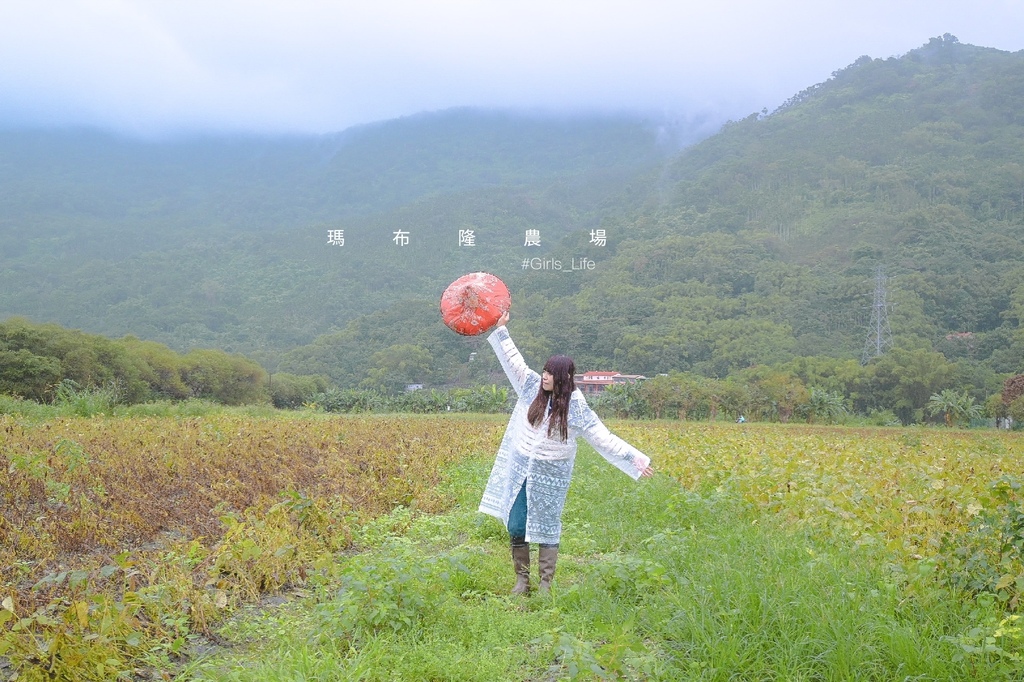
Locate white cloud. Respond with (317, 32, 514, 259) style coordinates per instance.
(1, 0, 1022, 134)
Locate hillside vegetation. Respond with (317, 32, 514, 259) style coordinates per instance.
(278, 36, 1024, 420)
(610, 35, 1024, 374)
(0, 111, 675, 352)
(2, 36, 1023, 422)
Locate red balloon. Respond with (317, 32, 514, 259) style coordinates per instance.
(440, 272, 511, 336)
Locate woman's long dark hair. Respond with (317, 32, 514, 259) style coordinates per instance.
(527, 355, 575, 442)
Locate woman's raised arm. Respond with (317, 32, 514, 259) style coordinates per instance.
(486, 311, 536, 397)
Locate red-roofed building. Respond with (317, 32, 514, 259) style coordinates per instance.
(575, 371, 646, 395)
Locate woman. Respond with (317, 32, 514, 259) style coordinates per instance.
(480, 310, 654, 595)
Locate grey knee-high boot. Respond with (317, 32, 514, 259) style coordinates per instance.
(511, 543, 531, 595)
(538, 544, 559, 593)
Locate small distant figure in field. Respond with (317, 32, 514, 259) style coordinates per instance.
(736, 415, 746, 423)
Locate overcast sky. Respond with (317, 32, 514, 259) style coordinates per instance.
(1, 0, 1022, 137)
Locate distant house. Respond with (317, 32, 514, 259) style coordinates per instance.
(575, 371, 646, 395)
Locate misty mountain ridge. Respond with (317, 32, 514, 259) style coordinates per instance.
(2, 36, 1023, 392)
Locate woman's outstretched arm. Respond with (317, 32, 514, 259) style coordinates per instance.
(573, 400, 654, 480)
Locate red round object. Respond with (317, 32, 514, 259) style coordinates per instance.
(440, 272, 511, 336)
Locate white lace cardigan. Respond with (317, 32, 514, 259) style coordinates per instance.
(478, 325, 652, 544)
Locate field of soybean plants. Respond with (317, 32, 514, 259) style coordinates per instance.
(2, 413, 1023, 680)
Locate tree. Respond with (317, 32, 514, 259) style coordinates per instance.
(984, 393, 1008, 421)
(926, 389, 982, 427)
(269, 373, 329, 409)
(707, 379, 747, 422)
(360, 344, 434, 395)
(736, 367, 808, 422)
(639, 375, 677, 419)
(803, 387, 847, 424)
(1009, 396, 1024, 425)
(0, 349, 62, 401)
(592, 383, 648, 419)
(1003, 374, 1024, 406)
(181, 349, 269, 405)
(865, 348, 956, 424)
(119, 336, 190, 400)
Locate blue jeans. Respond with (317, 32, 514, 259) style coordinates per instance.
(507, 481, 527, 543)
(507, 480, 558, 549)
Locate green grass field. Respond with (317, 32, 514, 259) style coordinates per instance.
(3, 415, 1022, 680)
(181, 432, 1024, 681)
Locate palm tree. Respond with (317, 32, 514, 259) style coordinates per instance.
(927, 389, 982, 427)
(594, 383, 647, 419)
(804, 388, 847, 425)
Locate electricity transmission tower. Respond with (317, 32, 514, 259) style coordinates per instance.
(861, 266, 894, 363)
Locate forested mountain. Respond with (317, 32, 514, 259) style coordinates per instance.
(3, 36, 1023, 405)
(534, 34, 1024, 377)
(0, 110, 681, 354)
(276, 36, 1024, 395)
